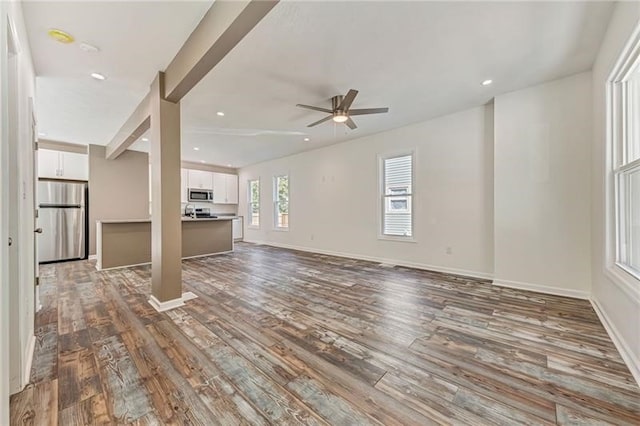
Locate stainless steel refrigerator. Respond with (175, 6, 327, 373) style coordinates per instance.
(38, 181, 87, 263)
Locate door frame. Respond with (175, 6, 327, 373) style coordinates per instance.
(31, 99, 41, 313)
(0, 5, 11, 424)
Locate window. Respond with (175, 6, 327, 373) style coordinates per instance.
(380, 153, 413, 238)
(614, 63, 640, 279)
(248, 179, 260, 228)
(274, 175, 289, 229)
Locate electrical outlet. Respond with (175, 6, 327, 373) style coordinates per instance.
(445, 246, 452, 255)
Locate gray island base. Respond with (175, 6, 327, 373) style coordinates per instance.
(96, 217, 234, 270)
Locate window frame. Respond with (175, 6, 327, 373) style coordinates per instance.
(378, 151, 416, 242)
(605, 23, 640, 297)
(247, 178, 260, 229)
(273, 174, 289, 231)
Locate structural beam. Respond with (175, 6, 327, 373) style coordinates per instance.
(105, 93, 150, 160)
(105, 0, 278, 159)
(148, 72, 183, 307)
(164, 0, 278, 103)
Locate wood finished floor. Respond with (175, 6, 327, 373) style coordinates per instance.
(10, 243, 640, 425)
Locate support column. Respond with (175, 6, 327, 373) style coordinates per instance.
(148, 72, 184, 311)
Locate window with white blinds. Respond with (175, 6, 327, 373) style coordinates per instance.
(381, 153, 413, 238)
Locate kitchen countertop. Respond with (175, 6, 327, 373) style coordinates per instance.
(97, 216, 239, 224)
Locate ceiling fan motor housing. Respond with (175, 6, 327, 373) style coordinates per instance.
(331, 95, 344, 111)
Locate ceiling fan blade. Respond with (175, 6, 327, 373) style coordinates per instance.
(345, 117, 357, 130)
(296, 104, 333, 113)
(338, 89, 359, 111)
(307, 115, 333, 127)
(348, 107, 389, 116)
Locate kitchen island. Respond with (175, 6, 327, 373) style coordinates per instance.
(96, 217, 235, 270)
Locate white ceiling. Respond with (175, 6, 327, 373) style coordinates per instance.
(24, 0, 212, 144)
(26, 1, 614, 168)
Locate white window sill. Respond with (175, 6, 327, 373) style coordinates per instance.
(378, 235, 416, 243)
(604, 264, 640, 305)
(272, 227, 289, 232)
(247, 225, 259, 230)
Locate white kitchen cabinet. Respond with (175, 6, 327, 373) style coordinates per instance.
(181, 169, 188, 203)
(187, 169, 213, 190)
(61, 152, 89, 180)
(212, 172, 226, 204)
(38, 149, 88, 180)
(213, 172, 238, 204)
(37, 149, 60, 179)
(226, 174, 238, 204)
(232, 217, 243, 240)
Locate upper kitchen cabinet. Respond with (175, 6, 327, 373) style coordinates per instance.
(38, 149, 88, 180)
(187, 169, 213, 190)
(213, 172, 238, 204)
(181, 169, 188, 203)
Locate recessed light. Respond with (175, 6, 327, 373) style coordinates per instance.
(304, 137, 310, 142)
(90, 72, 106, 81)
(79, 42, 99, 53)
(200, 160, 206, 163)
(38, 132, 47, 137)
(481, 79, 493, 86)
(193, 147, 200, 151)
(227, 164, 232, 167)
(47, 29, 74, 44)
(216, 111, 225, 117)
(141, 137, 149, 142)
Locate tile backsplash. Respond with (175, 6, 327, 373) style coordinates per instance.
(180, 202, 238, 215)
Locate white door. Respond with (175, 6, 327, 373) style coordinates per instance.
(226, 174, 238, 204)
(37, 149, 60, 179)
(6, 32, 22, 393)
(60, 152, 88, 180)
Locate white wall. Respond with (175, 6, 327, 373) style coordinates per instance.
(493, 72, 592, 299)
(240, 105, 495, 279)
(591, 1, 640, 384)
(0, 0, 37, 422)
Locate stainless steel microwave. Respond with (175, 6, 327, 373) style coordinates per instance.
(188, 188, 213, 202)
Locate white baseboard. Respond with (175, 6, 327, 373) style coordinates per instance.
(590, 297, 640, 387)
(492, 278, 590, 300)
(148, 291, 198, 313)
(23, 334, 35, 387)
(244, 239, 493, 281)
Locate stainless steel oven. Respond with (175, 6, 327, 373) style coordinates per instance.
(188, 188, 213, 202)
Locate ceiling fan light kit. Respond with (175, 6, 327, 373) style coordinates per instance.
(296, 89, 389, 130)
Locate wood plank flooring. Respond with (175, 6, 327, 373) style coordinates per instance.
(10, 243, 640, 425)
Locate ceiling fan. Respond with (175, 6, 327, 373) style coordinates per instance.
(296, 89, 389, 130)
